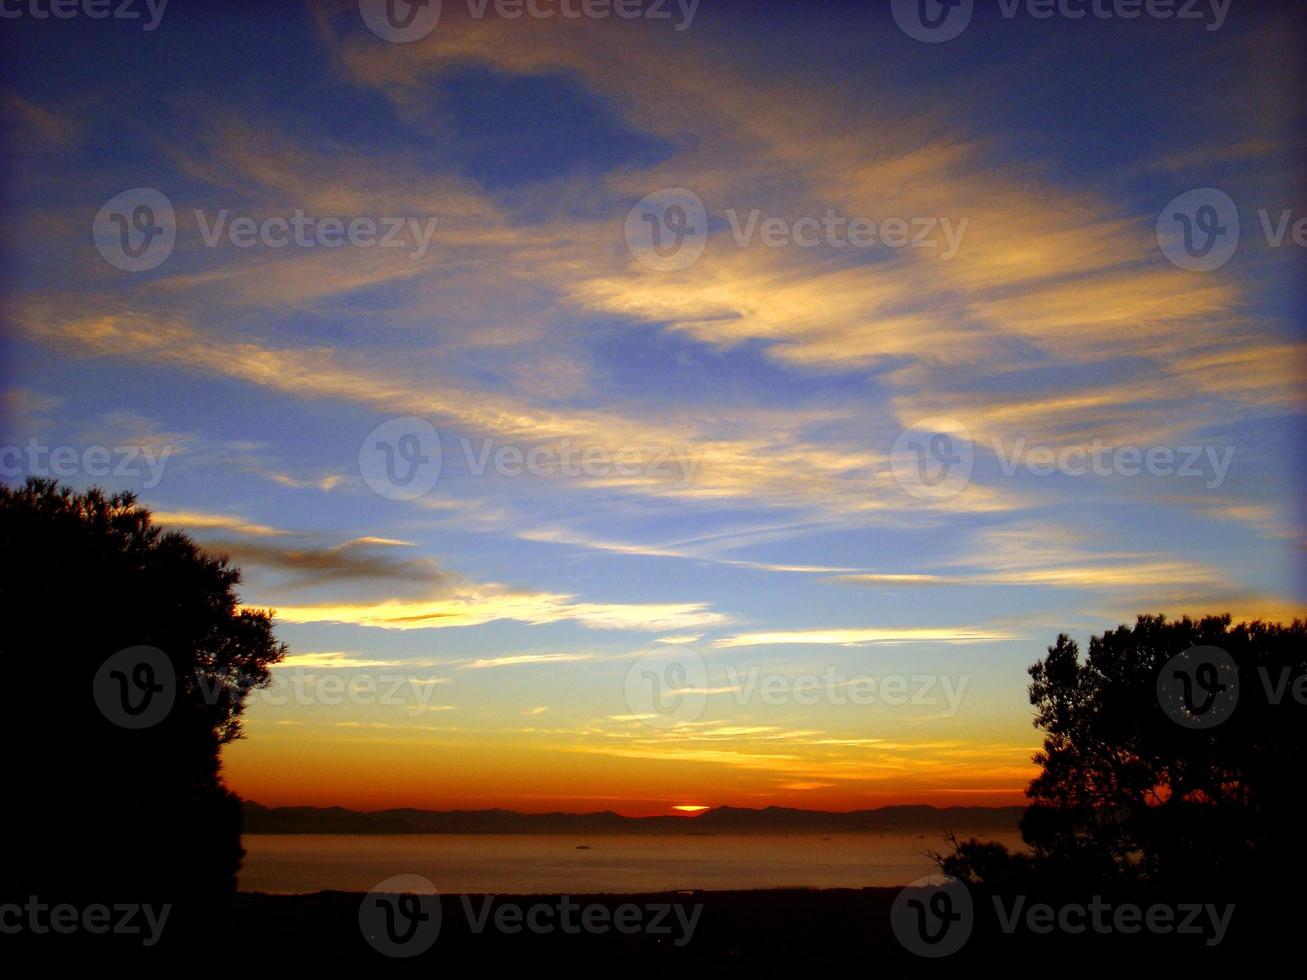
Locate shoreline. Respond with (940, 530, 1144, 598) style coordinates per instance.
(235, 888, 904, 904)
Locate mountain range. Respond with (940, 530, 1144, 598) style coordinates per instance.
(242, 802, 1024, 835)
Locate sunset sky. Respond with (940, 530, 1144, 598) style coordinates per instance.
(1, 0, 1303, 815)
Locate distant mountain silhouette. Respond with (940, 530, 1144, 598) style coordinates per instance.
(243, 801, 1023, 834)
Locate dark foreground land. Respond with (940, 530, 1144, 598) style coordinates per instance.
(15, 886, 1268, 977)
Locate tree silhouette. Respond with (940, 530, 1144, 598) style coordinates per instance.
(0, 478, 284, 942)
(943, 614, 1307, 894)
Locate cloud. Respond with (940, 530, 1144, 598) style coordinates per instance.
(837, 562, 1224, 591)
(712, 627, 1012, 648)
(519, 526, 862, 573)
(461, 653, 592, 669)
(203, 536, 448, 588)
(269, 471, 345, 493)
(1, 92, 74, 155)
(151, 509, 289, 537)
(276, 651, 448, 671)
(268, 587, 727, 633)
(16, 305, 1024, 517)
(0, 387, 62, 434)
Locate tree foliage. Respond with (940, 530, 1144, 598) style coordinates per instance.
(0, 478, 285, 915)
(945, 614, 1307, 891)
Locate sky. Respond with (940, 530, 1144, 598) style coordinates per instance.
(1, 0, 1303, 816)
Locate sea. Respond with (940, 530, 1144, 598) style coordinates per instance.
(239, 830, 1025, 894)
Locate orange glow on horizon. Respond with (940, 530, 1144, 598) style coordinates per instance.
(223, 732, 1033, 816)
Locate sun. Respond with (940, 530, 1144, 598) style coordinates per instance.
(671, 805, 710, 813)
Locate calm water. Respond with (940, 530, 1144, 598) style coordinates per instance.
(239, 832, 1024, 894)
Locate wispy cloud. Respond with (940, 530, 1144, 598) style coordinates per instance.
(151, 509, 289, 537)
(268, 589, 727, 633)
(713, 627, 1012, 648)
